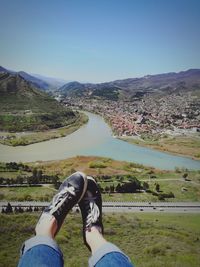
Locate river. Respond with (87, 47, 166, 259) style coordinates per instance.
(0, 112, 199, 170)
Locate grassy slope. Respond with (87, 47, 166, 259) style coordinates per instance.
(0, 90, 77, 132)
(0, 186, 55, 201)
(0, 73, 81, 133)
(0, 213, 200, 267)
(1, 177, 200, 202)
(1, 156, 200, 202)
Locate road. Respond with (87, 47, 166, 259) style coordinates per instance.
(1, 201, 200, 213)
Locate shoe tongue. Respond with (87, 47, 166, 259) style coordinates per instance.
(87, 191, 93, 198)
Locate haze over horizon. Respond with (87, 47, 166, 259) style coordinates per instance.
(1, 0, 200, 83)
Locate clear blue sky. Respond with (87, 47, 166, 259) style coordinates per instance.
(0, 0, 200, 82)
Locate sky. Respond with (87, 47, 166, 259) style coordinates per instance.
(0, 0, 200, 83)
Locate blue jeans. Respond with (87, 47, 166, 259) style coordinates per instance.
(18, 236, 134, 267)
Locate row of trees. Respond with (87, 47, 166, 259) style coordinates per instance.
(2, 203, 44, 214)
(100, 180, 174, 200)
(0, 175, 60, 186)
(100, 177, 142, 193)
(0, 162, 31, 172)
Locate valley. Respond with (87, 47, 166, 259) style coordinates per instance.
(57, 69, 200, 159)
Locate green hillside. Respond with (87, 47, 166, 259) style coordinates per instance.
(0, 72, 77, 131)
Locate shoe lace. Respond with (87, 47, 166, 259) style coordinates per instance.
(49, 186, 76, 215)
(86, 201, 100, 228)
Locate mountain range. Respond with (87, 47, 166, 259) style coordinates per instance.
(57, 69, 200, 100)
(1, 66, 200, 101)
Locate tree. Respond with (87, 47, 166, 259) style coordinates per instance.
(155, 183, 160, 192)
(32, 168, 37, 178)
(6, 178, 11, 185)
(182, 173, 188, 180)
(37, 170, 43, 180)
(116, 183, 122, 193)
(119, 176, 124, 183)
(119, 178, 141, 193)
(52, 175, 60, 189)
(16, 175, 24, 184)
(105, 186, 110, 193)
(5, 202, 13, 213)
(110, 184, 115, 193)
(143, 182, 149, 191)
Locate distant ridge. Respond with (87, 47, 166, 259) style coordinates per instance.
(1, 66, 200, 98)
(57, 69, 200, 100)
(32, 73, 70, 89)
(17, 71, 50, 90)
(0, 66, 10, 73)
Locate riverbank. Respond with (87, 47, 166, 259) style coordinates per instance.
(119, 133, 200, 161)
(65, 96, 200, 161)
(87, 110, 200, 161)
(0, 112, 88, 146)
(0, 112, 199, 170)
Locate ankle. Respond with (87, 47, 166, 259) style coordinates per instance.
(35, 213, 58, 238)
(86, 226, 107, 254)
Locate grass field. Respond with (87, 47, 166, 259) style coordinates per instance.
(0, 186, 55, 201)
(0, 213, 200, 267)
(1, 156, 199, 202)
(1, 181, 199, 202)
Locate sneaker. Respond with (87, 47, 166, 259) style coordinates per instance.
(79, 176, 103, 250)
(43, 171, 88, 234)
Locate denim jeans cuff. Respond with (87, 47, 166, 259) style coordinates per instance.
(88, 242, 130, 267)
(20, 235, 62, 257)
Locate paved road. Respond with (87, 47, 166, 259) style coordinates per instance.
(1, 201, 200, 213)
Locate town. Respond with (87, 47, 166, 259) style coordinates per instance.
(61, 90, 200, 139)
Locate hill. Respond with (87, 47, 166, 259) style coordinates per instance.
(57, 69, 200, 100)
(0, 72, 78, 132)
(0, 66, 51, 90)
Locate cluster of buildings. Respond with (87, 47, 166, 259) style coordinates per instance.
(61, 91, 200, 138)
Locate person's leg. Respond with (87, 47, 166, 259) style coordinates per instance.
(18, 243, 63, 267)
(79, 176, 134, 267)
(18, 172, 88, 267)
(86, 227, 134, 267)
(18, 213, 63, 267)
(93, 251, 134, 267)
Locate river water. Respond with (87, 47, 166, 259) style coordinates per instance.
(0, 112, 199, 170)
